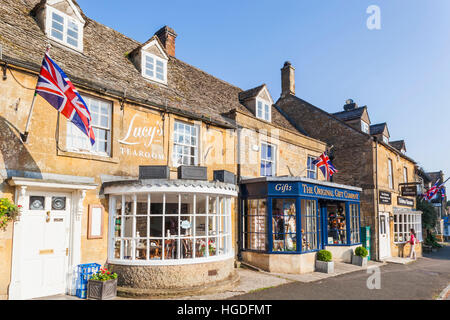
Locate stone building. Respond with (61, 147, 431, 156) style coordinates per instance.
(276, 62, 422, 261)
(0, 0, 365, 299)
(0, 0, 248, 299)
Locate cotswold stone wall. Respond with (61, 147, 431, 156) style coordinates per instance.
(108, 257, 235, 291)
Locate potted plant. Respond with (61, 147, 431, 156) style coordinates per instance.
(352, 246, 369, 266)
(0, 198, 20, 231)
(87, 266, 118, 300)
(315, 250, 334, 273)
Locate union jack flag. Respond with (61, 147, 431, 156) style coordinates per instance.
(441, 186, 446, 199)
(35, 52, 95, 145)
(423, 181, 441, 201)
(312, 152, 338, 180)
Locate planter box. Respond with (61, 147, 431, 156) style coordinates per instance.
(87, 279, 117, 300)
(139, 166, 170, 179)
(351, 255, 368, 267)
(177, 166, 208, 180)
(315, 260, 334, 273)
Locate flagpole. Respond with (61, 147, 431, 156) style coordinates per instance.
(20, 92, 37, 143)
(20, 44, 50, 143)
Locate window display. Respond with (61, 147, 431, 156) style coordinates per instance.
(326, 203, 347, 244)
(243, 199, 267, 251)
(110, 192, 232, 263)
(301, 199, 318, 251)
(394, 212, 422, 243)
(272, 199, 296, 252)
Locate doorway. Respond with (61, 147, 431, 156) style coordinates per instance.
(15, 191, 72, 299)
(378, 212, 391, 259)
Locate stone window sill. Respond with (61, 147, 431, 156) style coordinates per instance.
(57, 149, 119, 164)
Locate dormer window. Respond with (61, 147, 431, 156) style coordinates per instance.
(142, 52, 167, 83)
(383, 136, 389, 144)
(256, 99, 271, 122)
(45, 5, 84, 51)
(361, 121, 369, 134)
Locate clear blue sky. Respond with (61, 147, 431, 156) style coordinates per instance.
(78, 0, 450, 188)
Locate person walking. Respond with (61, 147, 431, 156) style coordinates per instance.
(409, 228, 417, 260)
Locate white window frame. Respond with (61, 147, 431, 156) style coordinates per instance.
(393, 212, 422, 244)
(388, 159, 394, 189)
(108, 192, 233, 265)
(383, 135, 389, 144)
(256, 99, 271, 122)
(141, 52, 168, 85)
(45, 6, 84, 52)
(403, 167, 408, 183)
(261, 142, 276, 177)
(361, 121, 369, 134)
(306, 156, 317, 179)
(172, 121, 199, 167)
(66, 95, 112, 157)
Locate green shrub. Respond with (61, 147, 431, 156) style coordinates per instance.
(317, 250, 332, 262)
(355, 246, 368, 257)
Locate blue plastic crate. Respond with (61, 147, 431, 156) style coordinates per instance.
(75, 263, 101, 299)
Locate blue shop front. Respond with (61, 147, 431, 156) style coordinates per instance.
(239, 177, 363, 274)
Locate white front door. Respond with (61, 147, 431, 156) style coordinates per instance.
(379, 212, 391, 259)
(19, 191, 71, 299)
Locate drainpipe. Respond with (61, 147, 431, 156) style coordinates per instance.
(236, 126, 242, 261)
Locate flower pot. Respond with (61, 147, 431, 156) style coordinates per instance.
(351, 255, 368, 267)
(315, 260, 334, 273)
(87, 279, 117, 300)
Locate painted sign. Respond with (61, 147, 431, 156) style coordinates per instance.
(397, 196, 414, 207)
(401, 186, 417, 197)
(379, 191, 392, 205)
(119, 112, 165, 160)
(268, 182, 360, 202)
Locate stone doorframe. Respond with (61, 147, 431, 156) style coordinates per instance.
(7, 177, 97, 300)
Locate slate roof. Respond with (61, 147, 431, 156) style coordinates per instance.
(390, 140, 406, 152)
(427, 171, 444, 184)
(332, 106, 366, 121)
(0, 0, 299, 133)
(370, 123, 388, 136)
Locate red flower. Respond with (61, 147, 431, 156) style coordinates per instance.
(107, 272, 110, 275)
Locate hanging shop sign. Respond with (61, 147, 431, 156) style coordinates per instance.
(397, 196, 414, 207)
(401, 186, 417, 197)
(379, 191, 392, 205)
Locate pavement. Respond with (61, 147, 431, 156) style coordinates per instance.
(230, 242, 450, 300)
(32, 242, 450, 300)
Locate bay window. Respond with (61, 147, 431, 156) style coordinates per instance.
(110, 191, 233, 264)
(393, 212, 422, 243)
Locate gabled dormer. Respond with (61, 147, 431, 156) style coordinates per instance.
(32, 0, 85, 52)
(370, 123, 390, 144)
(239, 84, 274, 122)
(129, 26, 176, 86)
(390, 140, 407, 154)
(332, 100, 371, 133)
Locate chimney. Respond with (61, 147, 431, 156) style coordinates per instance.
(155, 26, 177, 57)
(281, 61, 295, 97)
(343, 99, 358, 111)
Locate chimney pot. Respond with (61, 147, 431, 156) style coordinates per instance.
(155, 26, 177, 57)
(343, 99, 358, 111)
(281, 61, 295, 97)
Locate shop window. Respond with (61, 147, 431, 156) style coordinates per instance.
(110, 192, 231, 263)
(301, 199, 318, 251)
(66, 96, 112, 156)
(393, 212, 422, 243)
(172, 121, 199, 167)
(349, 204, 360, 244)
(243, 199, 267, 251)
(326, 203, 347, 245)
(272, 199, 297, 252)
